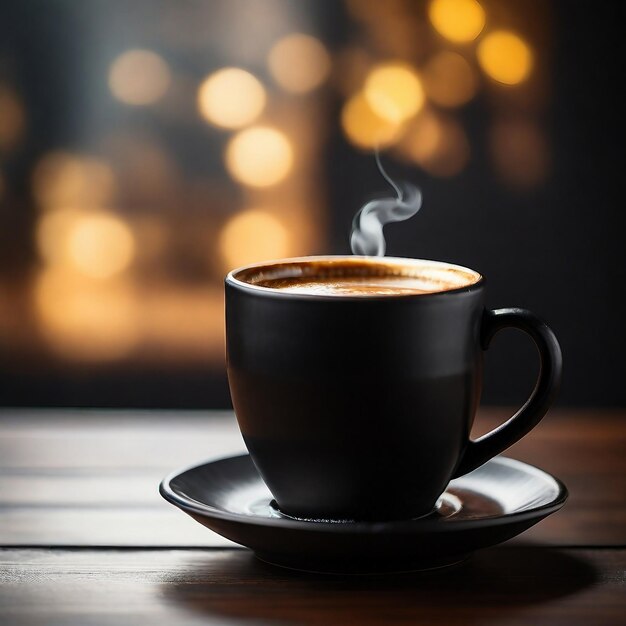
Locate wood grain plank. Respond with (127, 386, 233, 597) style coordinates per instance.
(0, 411, 245, 547)
(0, 509, 233, 547)
(0, 410, 244, 469)
(0, 547, 624, 626)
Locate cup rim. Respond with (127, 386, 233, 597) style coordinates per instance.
(225, 255, 484, 300)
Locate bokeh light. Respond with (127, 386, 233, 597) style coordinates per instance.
(197, 68, 266, 129)
(428, 0, 486, 43)
(109, 49, 171, 106)
(490, 118, 549, 187)
(67, 214, 135, 279)
(477, 31, 533, 85)
(32, 152, 116, 210)
(364, 63, 425, 123)
(37, 208, 81, 265)
(341, 92, 403, 149)
(399, 111, 470, 177)
(0, 86, 25, 151)
(225, 126, 293, 187)
(422, 51, 477, 107)
(268, 33, 331, 94)
(219, 209, 289, 270)
(37, 208, 135, 279)
(33, 268, 139, 361)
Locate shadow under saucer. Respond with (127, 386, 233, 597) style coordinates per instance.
(162, 544, 599, 625)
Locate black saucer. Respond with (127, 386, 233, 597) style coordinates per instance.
(160, 454, 567, 574)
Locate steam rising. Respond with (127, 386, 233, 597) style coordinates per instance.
(350, 151, 422, 256)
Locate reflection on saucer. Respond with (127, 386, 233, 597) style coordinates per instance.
(264, 492, 463, 523)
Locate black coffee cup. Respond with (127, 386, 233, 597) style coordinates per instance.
(225, 256, 562, 521)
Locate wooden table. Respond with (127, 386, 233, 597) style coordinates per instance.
(1, 409, 624, 625)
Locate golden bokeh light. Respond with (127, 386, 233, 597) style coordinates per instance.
(109, 49, 171, 105)
(37, 208, 80, 266)
(490, 118, 549, 187)
(225, 126, 293, 187)
(399, 111, 470, 177)
(341, 92, 403, 149)
(364, 63, 424, 123)
(32, 152, 116, 210)
(0, 86, 25, 151)
(67, 214, 135, 279)
(477, 31, 533, 85)
(422, 51, 477, 107)
(402, 113, 442, 163)
(268, 34, 331, 93)
(219, 209, 289, 270)
(33, 268, 139, 361)
(197, 68, 266, 129)
(428, 0, 486, 43)
(37, 208, 135, 279)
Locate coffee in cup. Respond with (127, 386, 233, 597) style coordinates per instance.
(243, 257, 477, 296)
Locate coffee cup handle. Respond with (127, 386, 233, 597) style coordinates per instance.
(453, 308, 562, 477)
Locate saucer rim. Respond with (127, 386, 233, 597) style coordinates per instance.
(159, 454, 568, 533)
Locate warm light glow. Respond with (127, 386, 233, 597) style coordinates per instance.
(37, 208, 79, 265)
(33, 268, 139, 361)
(477, 31, 533, 85)
(219, 209, 289, 270)
(109, 49, 171, 105)
(140, 287, 225, 359)
(0, 86, 25, 151)
(422, 52, 477, 107)
(403, 113, 443, 163)
(428, 0, 486, 43)
(67, 214, 135, 279)
(197, 68, 266, 129)
(399, 111, 469, 177)
(364, 63, 424, 123)
(490, 118, 549, 187)
(225, 126, 293, 187)
(268, 34, 331, 93)
(341, 92, 403, 149)
(36, 208, 135, 279)
(32, 152, 116, 210)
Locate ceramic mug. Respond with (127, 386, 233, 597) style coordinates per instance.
(225, 256, 562, 521)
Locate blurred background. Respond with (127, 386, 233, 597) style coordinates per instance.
(0, 0, 623, 408)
